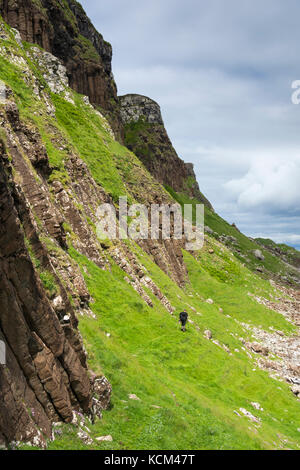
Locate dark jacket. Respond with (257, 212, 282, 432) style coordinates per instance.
(179, 311, 188, 324)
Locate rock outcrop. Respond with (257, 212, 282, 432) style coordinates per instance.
(0, 19, 190, 445)
(0, 0, 123, 138)
(0, 147, 93, 447)
(119, 94, 214, 210)
(0, 0, 212, 193)
(120, 94, 164, 125)
(0, 59, 114, 446)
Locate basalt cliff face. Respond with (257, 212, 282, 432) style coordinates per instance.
(120, 94, 214, 210)
(0, 12, 188, 446)
(0, 94, 112, 448)
(0, 0, 123, 138)
(0, 1, 213, 203)
(0, 0, 300, 452)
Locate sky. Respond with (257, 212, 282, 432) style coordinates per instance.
(81, 0, 300, 249)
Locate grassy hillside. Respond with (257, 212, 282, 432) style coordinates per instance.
(165, 186, 300, 286)
(1, 18, 300, 450)
(35, 240, 300, 450)
(256, 238, 300, 268)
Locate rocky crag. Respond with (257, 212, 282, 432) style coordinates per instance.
(0, 1, 213, 198)
(0, 1, 300, 451)
(0, 0, 123, 138)
(0, 15, 189, 446)
(120, 94, 214, 210)
(0, 79, 112, 448)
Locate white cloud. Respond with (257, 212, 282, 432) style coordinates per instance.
(224, 152, 300, 213)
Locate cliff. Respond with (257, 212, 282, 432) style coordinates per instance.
(119, 94, 214, 210)
(0, 22, 188, 445)
(0, 73, 112, 448)
(0, 2, 300, 451)
(0, 1, 214, 201)
(0, 0, 123, 138)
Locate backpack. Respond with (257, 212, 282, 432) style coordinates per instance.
(180, 311, 188, 323)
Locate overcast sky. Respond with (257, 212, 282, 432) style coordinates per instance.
(81, 0, 300, 249)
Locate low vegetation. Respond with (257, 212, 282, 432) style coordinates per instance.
(2, 20, 299, 450)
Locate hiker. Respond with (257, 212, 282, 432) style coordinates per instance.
(179, 309, 188, 332)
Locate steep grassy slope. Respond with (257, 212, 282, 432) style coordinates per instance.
(0, 0, 123, 138)
(31, 241, 300, 450)
(256, 238, 300, 269)
(165, 185, 300, 286)
(0, 16, 300, 450)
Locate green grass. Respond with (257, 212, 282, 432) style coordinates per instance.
(74, 35, 100, 62)
(0, 27, 129, 202)
(51, 93, 133, 202)
(256, 238, 300, 267)
(164, 185, 300, 284)
(41, 245, 300, 450)
(39, 270, 59, 297)
(124, 117, 153, 156)
(3, 22, 300, 450)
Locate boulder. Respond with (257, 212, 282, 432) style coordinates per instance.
(204, 330, 213, 340)
(96, 435, 113, 442)
(128, 394, 140, 401)
(247, 342, 269, 357)
(253, 249, 265, 261)
(92, 376, 112, 411)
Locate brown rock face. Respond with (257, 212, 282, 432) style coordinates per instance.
(0, 2, 209, 447)
(91, 376, 112, 411)
(0, 140, 92, 447)
(0, 0, 123, 138)
(120, 94, 214, 210)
